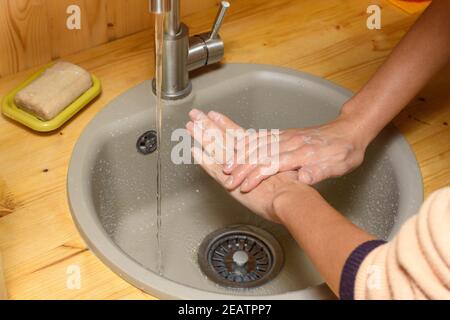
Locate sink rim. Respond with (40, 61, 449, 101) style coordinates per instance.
(67, 63, 423, 299)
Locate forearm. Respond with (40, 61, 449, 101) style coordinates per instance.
(341, 0, 450, 145)
(274, 187, 375, 296)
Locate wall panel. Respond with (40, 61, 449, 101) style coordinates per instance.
(0, 0, 218, 78)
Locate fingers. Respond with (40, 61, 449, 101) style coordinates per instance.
(239, 159, 279, 192)
(223, 132, 306, 174)
(207, 111, 242, 131)
(297, 165, 331, 185)
(224, 131, 281, 174)
(191, 147, 228, 185)
(190, 110, 280, 174)
(223, 131, 269, 174)
(207, 111, 255, 171)
(297, 167, 315, 185)
(229, 143, 318, 192)
(187, 109, 233, 164)
(223, 132, 286, 190)
(236, 151, 305, 192)
(224, 163, 258, 190)
(225, 150, 286, 191)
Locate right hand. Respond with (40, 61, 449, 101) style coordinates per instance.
(224, 115, 369, 192)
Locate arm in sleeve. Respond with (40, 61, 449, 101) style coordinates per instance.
(340, 187, 450, 300)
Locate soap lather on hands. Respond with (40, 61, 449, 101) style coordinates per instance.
(14, 62, 93, 121)
(188, 109, 368, 192)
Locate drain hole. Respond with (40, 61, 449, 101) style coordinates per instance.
(136, 130, 157, 155)
(198, 225, 284, 289)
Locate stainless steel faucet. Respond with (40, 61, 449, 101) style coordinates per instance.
(150, 0, 230, 100)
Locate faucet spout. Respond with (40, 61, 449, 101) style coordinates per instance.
(165, 0, 181, 36)
(150, 0, 170, 14)
(150, 0, 180, 35)
(151, 0, 230, 100)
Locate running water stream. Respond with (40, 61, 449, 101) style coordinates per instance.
(154, 13, 165, 276)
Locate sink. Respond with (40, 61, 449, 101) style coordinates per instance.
(68, 64, 423, 299)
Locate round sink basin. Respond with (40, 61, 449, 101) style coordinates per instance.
(68, 64, 423, 299)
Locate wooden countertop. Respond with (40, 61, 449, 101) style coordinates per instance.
(0, 0, 448, 300)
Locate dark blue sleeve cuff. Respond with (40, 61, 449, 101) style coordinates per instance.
(339, 240, 387, 300)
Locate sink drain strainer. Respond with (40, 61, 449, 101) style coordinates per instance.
(136, 130, 158, 155)
(198, 225, 284, 288)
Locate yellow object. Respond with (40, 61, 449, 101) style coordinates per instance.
(1, 63, 101, 132)
(388, 0, 432, 14)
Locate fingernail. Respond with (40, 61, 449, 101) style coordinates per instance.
(190, 109, 205, 120)
(225, 176, 234, 188)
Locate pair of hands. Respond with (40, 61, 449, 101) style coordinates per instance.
(186, 109, 368, 223)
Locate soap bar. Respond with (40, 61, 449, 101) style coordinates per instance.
(14, 62, 93, 121)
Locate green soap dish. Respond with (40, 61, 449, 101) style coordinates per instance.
(1, 64, 101, 132)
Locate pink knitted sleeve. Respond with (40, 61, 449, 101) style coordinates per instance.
(353, 187, 450, 300)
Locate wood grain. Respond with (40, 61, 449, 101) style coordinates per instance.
(0, 0, 219, 78)
(0, 0, 448, 300)
(0, 252, 6, 299)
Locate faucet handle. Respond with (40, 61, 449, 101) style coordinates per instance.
(209, 1, 230, 40)
(187, 1, 230, 71)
